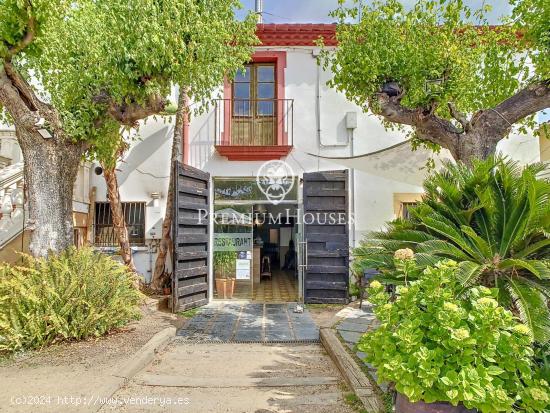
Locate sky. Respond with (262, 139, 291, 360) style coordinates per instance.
(235, 0, 513, 24)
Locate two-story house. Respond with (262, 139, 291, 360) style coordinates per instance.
(89, 24, 543, 310)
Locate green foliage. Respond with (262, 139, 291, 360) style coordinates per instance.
(214, 251, 236, 279)
(0, 0, 69, 58)
(0, 247, 141, 354)
(509, 0, 550, 78)
(1, 0, 258, 163)
(534, 343, 550, 385)
(178, 308, 201, 319)
(349, 278, 361, 298)
(360, 261, 550, 412)
(322, 0, 547, 136)
(48, 0, 256, 164)
(354, 156, 550, 341)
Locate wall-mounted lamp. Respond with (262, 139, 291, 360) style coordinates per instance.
(150, 191, 162, 207)
(37, 129, 53, 139)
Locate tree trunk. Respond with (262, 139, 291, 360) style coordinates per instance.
(17, 128, 84, 257)
(150, 88, 187, 290)
(374, 81, 550, 166)
(456, 131, 499, 165)
(102, 164, 136, 272)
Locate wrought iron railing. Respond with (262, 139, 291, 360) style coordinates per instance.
(214, 99, 294, 147)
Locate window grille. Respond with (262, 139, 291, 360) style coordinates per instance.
(401, 202, 417, 220)
(94, 202, 145, 246)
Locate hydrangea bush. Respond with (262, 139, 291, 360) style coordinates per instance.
(359, 261, 550, 412)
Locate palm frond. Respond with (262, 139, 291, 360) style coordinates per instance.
(514, 238, 550, 259)
(507, 276, 550, 343)
(500, 258, 550, 280)
(455, 261, 486, 293)
(416, 240, 472, 261)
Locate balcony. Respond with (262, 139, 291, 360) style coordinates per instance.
(214, 98, 294, 161)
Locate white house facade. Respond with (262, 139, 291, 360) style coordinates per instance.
(84, 24, 542, 309)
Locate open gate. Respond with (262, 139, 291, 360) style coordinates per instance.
(172, 162, 210, 312)
(302, 170, 349, 304)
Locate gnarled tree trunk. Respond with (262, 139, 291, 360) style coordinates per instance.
(17, 128, 84, 257)
(102, 164, 136, 272)
(455, 131, 499, 163)
(150, 88, 187, 290)
(375, 80, 550, 165)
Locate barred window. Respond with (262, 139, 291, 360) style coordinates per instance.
(401, 202, 417, 220)
(94, 202, 145, 246)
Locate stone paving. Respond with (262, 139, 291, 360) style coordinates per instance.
(334, 304, 387, 390)
(176, 302, 319, 343)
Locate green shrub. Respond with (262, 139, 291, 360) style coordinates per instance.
(0, 247, 142, 354)
(360, 260, 550, 412)
(535, 343, 550, 383)
(354, 156, 550, 341)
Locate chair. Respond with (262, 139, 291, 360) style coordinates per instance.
(260, 256, 272, 280)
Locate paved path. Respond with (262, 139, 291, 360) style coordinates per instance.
(99, 303, 354, 413)
(177, 303, 319, 343)
(334, 305, 387, 389)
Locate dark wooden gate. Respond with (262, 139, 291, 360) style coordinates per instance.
(303, 170, 349, 304)
(172, 162, 210, 312)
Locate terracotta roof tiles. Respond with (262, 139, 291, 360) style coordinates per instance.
(256, 23, 337, 47)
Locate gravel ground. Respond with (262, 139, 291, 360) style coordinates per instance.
(0, 298, 180, 413)
(100, 342, 356, 413)
(307, 304, 348, 328)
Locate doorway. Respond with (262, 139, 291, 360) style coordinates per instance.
(212, 202, 299, 302)
(212, 176, 300, 303)
(250, 203, 298, 302)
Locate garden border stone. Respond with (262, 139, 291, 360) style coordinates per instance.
(94, 326, 176, 412)
(320, 327, 385, 413)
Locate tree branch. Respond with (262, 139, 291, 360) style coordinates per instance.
(2, 62, 62, 130)
(107, 94, 167, 127)
(473, 80, 550, 141)
(373, 92, 462, 158)
(6, 16, 36, 59)
(448, 102, 471, 132)
(2, 62, 38, 112)
(0, 64, 39, 129)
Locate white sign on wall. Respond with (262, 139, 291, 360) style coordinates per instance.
(235, 259, 251, 280)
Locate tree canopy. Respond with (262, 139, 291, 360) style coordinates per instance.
(0, 0, 257, 256)
(1, 0, 258, 161)
(322, 0, 550, 161)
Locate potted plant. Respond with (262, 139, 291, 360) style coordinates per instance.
(214, 251, 236, 299)
(162, 278, 171, 296)
(360, 260, 550, 413)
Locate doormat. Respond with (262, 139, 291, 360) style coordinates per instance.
(176, 303, 320, 344)
(174, 337, 320, 345)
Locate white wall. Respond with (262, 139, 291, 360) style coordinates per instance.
(0, 132, 22, 164)
(90, 120, 175, 282)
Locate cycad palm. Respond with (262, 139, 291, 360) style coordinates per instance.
(354, 156, 550, 342)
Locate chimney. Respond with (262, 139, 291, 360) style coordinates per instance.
(255, 0, 263, 24)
